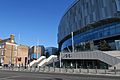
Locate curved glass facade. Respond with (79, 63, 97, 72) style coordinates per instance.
(61, 22, 120, 50)
(58, 0, 120, 51)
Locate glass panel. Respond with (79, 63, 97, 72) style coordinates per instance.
(61, 23, 120, 51)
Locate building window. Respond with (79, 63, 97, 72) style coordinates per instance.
(18, 57, 21, 61)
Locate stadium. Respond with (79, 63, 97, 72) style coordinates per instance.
(58, 0, 120, 69)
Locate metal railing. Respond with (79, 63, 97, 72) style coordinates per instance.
(1, 66, 120, 76)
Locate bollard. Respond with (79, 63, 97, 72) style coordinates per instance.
(114, 67, 116, 75)
(11, 65, 13, 71)
(3, 66, 4, 70)
(18, 66, 20, 71)
(7, 66, 9, 70)
(65, 67, 67, 73)
(44, 66, 46, 72)
(5, 66, 6, 70)
(20, 66, 22, 71)
(17, 66, 19, 71)
(48, 66, 50, 72)
(30, 67, 32, 72)
(53, 66, 55, 72)
(59, 67, 61, 72)
(20, 65, 21, 71)
(24, 66, 27, 72)
(11, 65, 13, 70)
(54, 67, 55, 72)
(47, 66, 49, 72)
(95, 66, 97, 74)
(28, 67, 30, 71)
(12, 66, 14, 71)
(29, 67, 31, 72)
(18, 64, 20, 71)
(22, 66, 25, 71)
(25, 66, 27, 71)
(9, 66, 10, 70)
(26, 66, 29, 72)
(37, 66, 39, 72)
(42, 67, 44, 72)
(104, 66, 106, 74)
(87, 66, 89, 73)
(39, 66, 40, 72)
(72, 67, 74, 73)
(79, 66, 81, 73)
(34, 67, 36, 72)
(43, 66, 45, 72)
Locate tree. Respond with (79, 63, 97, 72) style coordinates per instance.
(98, 40, 111, 51)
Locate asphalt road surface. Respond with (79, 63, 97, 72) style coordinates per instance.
(0, 70, 120, 80)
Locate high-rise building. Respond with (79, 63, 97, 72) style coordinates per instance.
(58, 0, 120, 69)
(29, 45, 45, 61)
(45, 47, 58, 57)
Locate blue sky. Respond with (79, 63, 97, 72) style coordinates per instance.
(0, 0, 74, 47)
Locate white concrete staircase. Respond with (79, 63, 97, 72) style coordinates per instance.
(103, 51, 120, 69)
(29, 60, 37, 67)
(28, 56, 46, 67)
(38, 55, 57, 67)
(38, 59, 47, 67)
(36, 56, 46, 64)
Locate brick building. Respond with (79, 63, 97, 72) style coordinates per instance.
(17, 45, 29, 66)
(0, 34, 29, 66)
(0, 34, 17, 66)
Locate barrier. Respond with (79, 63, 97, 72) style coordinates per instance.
(1, 66, 120, 76)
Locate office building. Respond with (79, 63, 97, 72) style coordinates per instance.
(45, 47, 58, 57)
(29, 45, 45, 61)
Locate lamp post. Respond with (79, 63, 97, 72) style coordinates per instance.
(71, 32, 74, 53)
(60, 52, 61, 68)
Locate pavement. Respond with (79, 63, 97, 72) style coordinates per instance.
(0, 70, 120, 80)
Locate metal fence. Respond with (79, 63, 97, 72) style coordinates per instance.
(1, 66, 120, 76)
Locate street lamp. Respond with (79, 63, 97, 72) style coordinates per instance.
(60, 52, 62, 68)
(71, 32, 74, 53)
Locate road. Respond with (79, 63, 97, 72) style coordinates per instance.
(0, 70, 120, 80)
